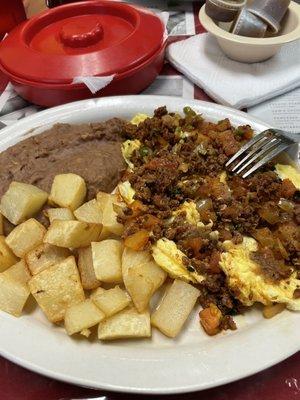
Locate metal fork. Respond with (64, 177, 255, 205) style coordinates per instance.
(226, 129, 299, 178)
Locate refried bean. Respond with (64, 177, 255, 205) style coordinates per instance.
(0, 118, 126, 199)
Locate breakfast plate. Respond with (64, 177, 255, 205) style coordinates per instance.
(0, 95, 299, 394)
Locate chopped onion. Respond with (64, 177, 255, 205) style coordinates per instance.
(196, 199, 213, 212)
(278, 198, 294, 213)
(195, 143, 207, 155)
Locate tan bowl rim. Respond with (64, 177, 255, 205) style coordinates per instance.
(199, 1, 300, 45)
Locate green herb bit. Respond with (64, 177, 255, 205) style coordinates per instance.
(235, 128, 244, 136)
(183, 106, 196, 116)
(169, 187, 181, 196)
(139, 146, 151, 157)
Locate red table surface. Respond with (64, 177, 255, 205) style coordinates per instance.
(1, 2, 299, 399)
(0, 352, 299, 400)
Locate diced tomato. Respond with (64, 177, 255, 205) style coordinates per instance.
(128, 200, 147, 217)
(182, 237, 204, 257)
(280, 179, 297, 198)
(143, 214, 160, 229)
(217, 130, 240, 156)
(124, 230, 150, 251)
(199, 304, 222, 336)
(209, 250, 221, 273)
(145, 157, 178, 171)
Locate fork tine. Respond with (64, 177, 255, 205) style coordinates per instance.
(225, 131, 271, 168)
(234, 138, 280, 175)
(231, 137, 278, 173)
(242, 143, 290, 178)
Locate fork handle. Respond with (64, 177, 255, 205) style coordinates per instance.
(274, 130, 300, 143)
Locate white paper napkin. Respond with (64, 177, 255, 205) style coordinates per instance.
(166, 33, 300, 109)
(72, 75, 115, 94)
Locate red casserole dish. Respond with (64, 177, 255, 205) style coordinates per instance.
(0, 1, 166, 107)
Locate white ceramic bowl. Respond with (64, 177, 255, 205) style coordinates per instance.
(199, 1, 300, 63)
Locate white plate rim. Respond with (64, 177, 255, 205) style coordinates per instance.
(0, 95, 299, 395)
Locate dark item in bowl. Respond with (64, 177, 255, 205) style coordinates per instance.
(231, 7, 268, 38)
(205, 0, 246, 22)
(247, 0, 290, 33)
(0, 119, 127, 200)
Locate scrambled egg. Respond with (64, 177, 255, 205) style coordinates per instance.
(219, 171, 227, 183)
(118, 181, 136, 205)
(130, 113, 149, 126)
(152, 238, 204, 283)
(220, 237, 300, 310)
(174, 201, 200, 225)
(121, 139, 141, 170)
(275, 163, 300, 190)
(172, 201, 213, 229)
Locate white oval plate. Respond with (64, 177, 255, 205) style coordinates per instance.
(0, 96, 299, 395)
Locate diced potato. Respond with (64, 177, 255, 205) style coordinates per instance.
(49, 173, 86, 211)
(2, 260, 31, 285)
(0, 182, 48, 225)
(25, 243, 70, 275)
(98, 306, 151, 340)
(77, 246, 100, 290)
(0, 274, 30, 316)
(122, 247, 152, 270)
(123, 261, 166, 312)
(28, 256, 85, 323)
(0, 235, 19, 272)
(0, 213, 3, 235)
(5, 218, 46, 258)
(64, 299, 105, 335)
(44, 220, 101, 248)
(97, 192, 124, 238)
(80, 328, 91, 338)
(151, 279, 200, 338)
(45, 208, 74, 224)
(91, 240, 122, 283)
(74, 199, 102, 224)
(91, 286, 130, 317)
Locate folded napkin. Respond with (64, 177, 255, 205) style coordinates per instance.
(166, 33, 300, 109)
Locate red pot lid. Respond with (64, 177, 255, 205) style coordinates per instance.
(0, 1, 164, 84)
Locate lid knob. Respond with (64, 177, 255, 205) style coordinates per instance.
(60, 19, 103, 48)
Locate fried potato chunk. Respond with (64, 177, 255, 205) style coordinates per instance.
(28, 256, 85, 323)
(91, 240, 122, 283)
(77, 246, 100, 290)
(151, 279, 200, 338)
(98, 306, 151, 340)
(74, 199, 102, 224)
(0, 274, 30, 316)
(122, 247, 152, 270)
(91, 286, 130, 317)
(45, 208, 74, 224)
(2, 260, 31, 285)
(44, 220, 102, 248)
(5, 218, 46, 258)
(0, 235, 19, 272)
(49, 173, 86, 211)
(25, 243, 70, 275)
(97, 192, 124, 238)
(0, 182, 48, 225)
(123, 260, 166, 312)
(64, 299, 105, 335)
